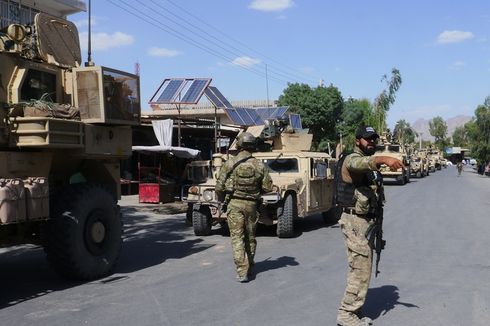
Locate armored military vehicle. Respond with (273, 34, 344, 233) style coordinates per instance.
(0, 6, 140, 280)
(185, 120, 339, 238)
(373, 141, 410, 185)
(410, 150, 430, 178)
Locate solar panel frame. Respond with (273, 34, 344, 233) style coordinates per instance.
(207, 86, 233, 109)
(204, 88, 226, 109)
(245, 108, 264, 125)
(149, 78, 186, 104)
(224, 108, 246, 125)
(180, 78, 211, 104)
(235, 107, 255, 125)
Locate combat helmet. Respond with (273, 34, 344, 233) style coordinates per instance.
(236, 132, 257, 150)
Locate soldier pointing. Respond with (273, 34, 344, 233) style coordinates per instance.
(335, 126, 403, 326)
(216, 132, 272, 283)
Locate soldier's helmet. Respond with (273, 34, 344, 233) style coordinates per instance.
(236, 132, 257, 151)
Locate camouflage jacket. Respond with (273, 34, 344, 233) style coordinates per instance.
(344, 147, 383, 214)
(216, 150, 272, 201)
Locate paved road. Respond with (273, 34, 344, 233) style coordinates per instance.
(0, 166, 489, 325)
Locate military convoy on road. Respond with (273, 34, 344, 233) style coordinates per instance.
(185, 119, 339, 238)
(0, 6, 140, 280)
(373, 139, 411, 185)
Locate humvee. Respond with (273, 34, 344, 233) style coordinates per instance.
(373, 142, 410, 185)
(0, 8, 140, 280)
(185, 121, 339, 238)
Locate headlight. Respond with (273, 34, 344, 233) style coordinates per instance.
(203, 189, 214, 201)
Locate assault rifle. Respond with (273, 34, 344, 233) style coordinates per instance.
(367, 171, 386, 277)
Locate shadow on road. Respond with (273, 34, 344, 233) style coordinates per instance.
(0, 207, 215, 309)
(250, 256, 299, 279)
(364, 285, 419, 319)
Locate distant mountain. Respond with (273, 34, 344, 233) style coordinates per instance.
(411, 115, 471, 141)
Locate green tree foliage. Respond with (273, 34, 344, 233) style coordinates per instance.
(393, 119, 417, 145)
(428, 116, 449, 150)
(337, 98, 372, 150)
(451, 126, 468, 147)
(277, 83, 343, 150)
(373, 68, 402, 132)
(466, 97, 490, 164)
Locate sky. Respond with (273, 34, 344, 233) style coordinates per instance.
(69, 0, 490, 129)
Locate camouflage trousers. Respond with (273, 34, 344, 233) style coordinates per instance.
(227, 198, 259, 278)
(338, 212, 374, 316)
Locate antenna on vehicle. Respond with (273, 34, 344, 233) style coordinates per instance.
(85, 0, 94, 66)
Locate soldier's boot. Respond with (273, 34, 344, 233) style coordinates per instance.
(236, 275, 249, 283)
(337, 311, 373, 326)
(354, 310, 373, 325)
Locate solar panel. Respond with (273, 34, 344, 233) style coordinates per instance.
(181, 79, 210, 103)
(245, 108, 264, 125)
(272, 106, 288, 118)
(235, 107, 255, 125)
(289, 114, 302, 129)
(224, 108, 245, 125)
(204, 88, 226, 109)
(156, 79, 184, 103)
(256, 108, 275, 120)
(207, 86, 233, 109)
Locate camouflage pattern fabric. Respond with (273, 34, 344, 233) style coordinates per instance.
(338, 146, 381, 320)
(216, 150, 272, 278)
(227, 199, 259, 277)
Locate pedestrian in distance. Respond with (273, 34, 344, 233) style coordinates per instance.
(216, 132, 273, 283)
(457, 161, 463, 176)
(334, 126, 403, 326)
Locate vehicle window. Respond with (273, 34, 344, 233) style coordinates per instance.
(263, 158, 299, 173)
(388, 145, 400, 152)
(20, 69, 56, 101)
(376, 144, 385, 151)
(311, 159, 327, 178)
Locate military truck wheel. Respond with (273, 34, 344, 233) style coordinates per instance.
(277, 194, 296, 238)
(193, 205, 212, 236)
(185, 204, 193, 226)
(416, 171, 421, 178)
(44, 184, 122, 280)
(405, 171, 410, 183)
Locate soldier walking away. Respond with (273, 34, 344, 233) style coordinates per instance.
(216, 132, 272, 283)
(457, 161, 463, 176)
(334, 126, 403, 326)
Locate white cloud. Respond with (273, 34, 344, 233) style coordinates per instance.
(449, 61, 466, 70)
(148, 47, 182, 57)
(436, 30, 474, 44)
(249, 0, 294, 12)
(74, 17, 97, 29)
(231, 56, 261, 67)
(79, 31, 134, 51)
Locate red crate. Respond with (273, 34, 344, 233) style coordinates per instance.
(139, 183, 160, 203)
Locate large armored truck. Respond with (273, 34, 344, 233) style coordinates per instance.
(409, 150, 430, 178)
(0, 5, 140, 280)
(185, 121, 338, 238)
(373, 142, 410, 185)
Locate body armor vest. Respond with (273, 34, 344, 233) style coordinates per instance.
(333, 153, 371, 207)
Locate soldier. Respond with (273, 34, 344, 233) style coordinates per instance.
(335, 126, 403, 326)
(457, 161, 463, 176)
(216, 132, 272, 283)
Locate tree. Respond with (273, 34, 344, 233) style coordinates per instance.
(277, 83, 343, 150)
(373, 68, 402, 132)
(451, 126, 468, 147)
(428, 116, 449, 150)
(393, 119, 417, 145)
(337, 98, 372, 151)
(466, 97, 490, 164)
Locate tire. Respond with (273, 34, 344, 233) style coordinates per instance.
(322, 206, 341, 224)
(193, 205, 212, 236)
(416, 171, 421, 178)
(44, 184, 122, 280)
(404, 170, 410, 183)
(185, 204, 193, 226)
(277, 194, 296, 238)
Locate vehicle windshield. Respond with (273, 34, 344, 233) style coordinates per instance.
(262, 158, 299, 173)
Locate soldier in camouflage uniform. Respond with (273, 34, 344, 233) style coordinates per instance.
(216, 132, 272, 283)
(335, 126, 403, 326)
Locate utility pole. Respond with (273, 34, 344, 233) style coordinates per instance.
(265, 64, 270, 107)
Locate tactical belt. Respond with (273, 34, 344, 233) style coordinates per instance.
(342, 207, 374, 219)
(230, 196, 257, 202)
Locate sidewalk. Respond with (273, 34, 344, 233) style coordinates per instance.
(119, 195, 188, 215)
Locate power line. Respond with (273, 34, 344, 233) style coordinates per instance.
(106, 0, 289, 85)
